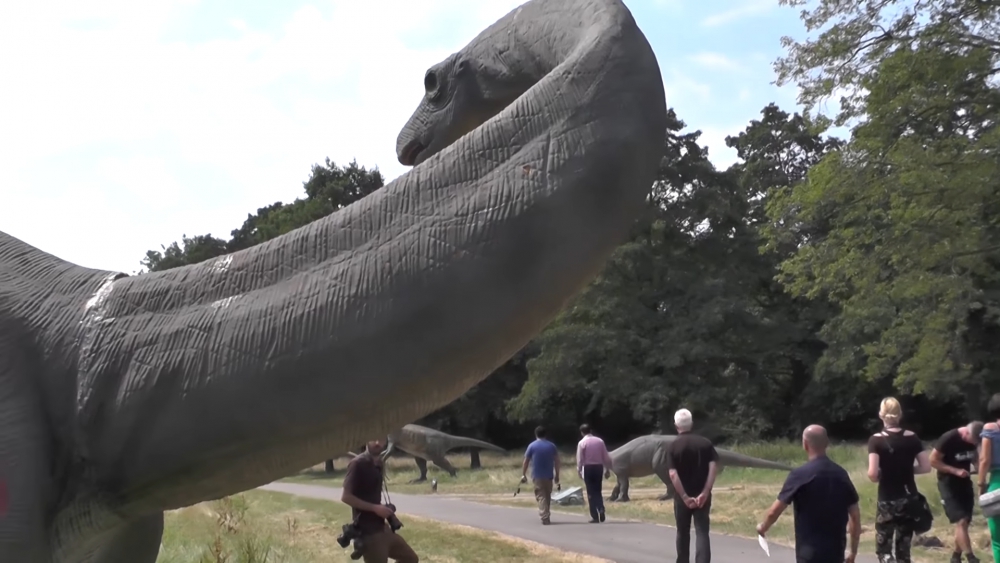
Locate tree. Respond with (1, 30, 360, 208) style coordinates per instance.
(775, 0, 1000, 126)
(505, 108, 827, 440)
(768, 2, 1000, 407)
(141, 159, 384, 271)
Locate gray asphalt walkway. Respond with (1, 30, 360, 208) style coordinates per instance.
(261, 481, 878, 563)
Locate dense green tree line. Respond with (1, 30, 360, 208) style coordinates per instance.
(142, 0, 1000, 448)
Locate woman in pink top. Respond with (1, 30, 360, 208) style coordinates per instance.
(576, 424, 614, 523)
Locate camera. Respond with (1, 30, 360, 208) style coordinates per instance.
(336, 505, 404, 560)
(336, 522, 367, 560)
(336, 522, 360, 548)
(385, 503, 403, 532)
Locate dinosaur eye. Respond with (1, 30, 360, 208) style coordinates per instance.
(424, 71, 438, 95)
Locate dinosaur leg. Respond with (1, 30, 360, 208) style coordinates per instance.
(91, 513, 164, 563)
(610, 476, 630, 502)
(655, 468, 675, 501)
(429, 454, 458, 478)
(470, 450, 481, 470)
(0, 334, 52, 563)
(409, 458, 429, 483)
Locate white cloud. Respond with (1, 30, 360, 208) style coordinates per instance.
(663, 69, 712, 105)
(701, 0, 774, 27)
(0, 0, 525, 273)
(688, 52, 742, 72)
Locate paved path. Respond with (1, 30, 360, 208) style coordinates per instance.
(261, 482, 877, 563)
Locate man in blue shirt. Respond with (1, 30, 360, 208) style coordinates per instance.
(521, 425, 561, 525)
(756, 425, 861, 563)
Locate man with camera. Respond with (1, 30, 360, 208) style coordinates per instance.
(340, 438, 418, 563)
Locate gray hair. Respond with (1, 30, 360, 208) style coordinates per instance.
(674, 408, 693, 431)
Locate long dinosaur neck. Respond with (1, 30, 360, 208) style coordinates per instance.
(49, 0, 664, 516)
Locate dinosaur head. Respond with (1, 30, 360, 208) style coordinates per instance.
(396, 47, 534, 167)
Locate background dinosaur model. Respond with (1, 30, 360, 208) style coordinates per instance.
(382, 424, 507, 482)
(606, 434, 793, 502)
(0, 0, 665, 560)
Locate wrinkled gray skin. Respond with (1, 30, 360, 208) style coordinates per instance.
(0, 0, 665, 561)
(381, 424, 506, 482)
(606, 435, 793, 502)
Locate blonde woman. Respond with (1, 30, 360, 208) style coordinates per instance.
(977, 393, 1000, 562)
(867, 397, 932, 563)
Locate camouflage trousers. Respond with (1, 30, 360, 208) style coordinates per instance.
(875, 498, 915, 563)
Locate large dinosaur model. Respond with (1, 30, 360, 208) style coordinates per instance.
(0, 0, 666, 560)
(606, 434, 793, 502)
(382, 424, 506, 482)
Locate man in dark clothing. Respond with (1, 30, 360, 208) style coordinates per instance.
(341, 439, 419, 563)
(668, 408, 719, 563)
(757, 425, 861, 563)
(930, 421, 984, 563)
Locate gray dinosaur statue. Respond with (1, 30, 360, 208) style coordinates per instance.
(606, 434, 793, 502)
(382, 424, 506, 482)
(0, 0, 665, 560)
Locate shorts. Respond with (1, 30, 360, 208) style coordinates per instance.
(938, 477, 975, 523)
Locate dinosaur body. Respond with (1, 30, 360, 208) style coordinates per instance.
(383, 424, 506, 482)
(0, 1, 666, 560)
(606, 434, 792, 502)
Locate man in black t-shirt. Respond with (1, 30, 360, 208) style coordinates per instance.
(930, 421, 984, 563)
(667, 408, 718, 563)
(757, 425, 861, 563)
(341, 439, 418, 563)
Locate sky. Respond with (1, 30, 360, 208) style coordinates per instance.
(0, 0, 819, 274)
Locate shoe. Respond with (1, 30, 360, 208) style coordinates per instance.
(599, 510, 606, 523)
(966, 554, 980, 563)
(542, 518, 550, 525)
(950, 552, 962, 563)
(588, 519, 599, 523)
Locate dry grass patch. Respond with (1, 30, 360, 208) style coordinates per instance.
(157, 489, 606, 563)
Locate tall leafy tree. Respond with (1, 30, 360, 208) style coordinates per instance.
(769, 0, 1000, 406)
(507, 108, 827, 439)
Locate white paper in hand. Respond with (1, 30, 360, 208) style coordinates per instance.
(757, 534, 770, 556)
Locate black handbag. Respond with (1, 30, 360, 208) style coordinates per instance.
(906, 491, 934, 534)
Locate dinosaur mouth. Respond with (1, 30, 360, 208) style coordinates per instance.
(399, 140, 425, 167)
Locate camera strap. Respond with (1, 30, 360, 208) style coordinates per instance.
(381, 465, 392, 506)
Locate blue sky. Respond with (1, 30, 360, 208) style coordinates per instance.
(0, 0, 818, 274)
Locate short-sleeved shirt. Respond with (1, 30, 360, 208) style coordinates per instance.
(868, 430, 924, 501)
(525, 438, 559, 480)
(667, 433, 719, 497)
(934, 428, 977, 483)
(777, 455, 859, 562)
(342, 453, 386, 534)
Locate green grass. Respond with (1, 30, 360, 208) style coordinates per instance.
(286, 442, 997, 563)
(158, 489, 608, 562)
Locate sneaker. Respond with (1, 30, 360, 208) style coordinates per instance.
(541, 518, 550, 525)
(966, 553, 980, 563)
(950, 552, 962, 563)
(599, 510, 606, 522)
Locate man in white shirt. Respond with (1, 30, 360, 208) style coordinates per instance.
(576, 423, 613, 523)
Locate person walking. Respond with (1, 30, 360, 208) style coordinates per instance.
(930, 421, 984, 563)
(341, 438, 419, 563)
(521, 425, 560, 525)
(576, 423, 613, 523)
(868, 396, 932, 563)
(668, 408, 718, 563)
(756, 425, 861, 563)
(978, 393, 1000, 562)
